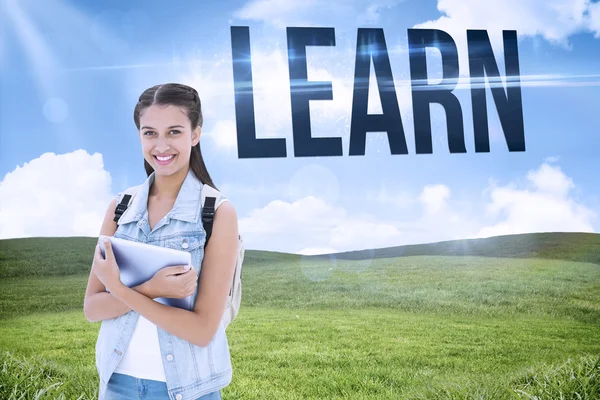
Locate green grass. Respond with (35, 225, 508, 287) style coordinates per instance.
(0, 233, 599, 399)
(0, 237, 98, 278)
(1, 309, 598, 399)
(0, 275, 88, 320)
(508, 354, 599, 400)
(0, 351, 91, 400)
(2, 255, 599, 322)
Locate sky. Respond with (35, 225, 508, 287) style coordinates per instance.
(1, 0, 600, 254)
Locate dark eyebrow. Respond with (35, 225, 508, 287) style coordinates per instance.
(140, 125, 185, 130)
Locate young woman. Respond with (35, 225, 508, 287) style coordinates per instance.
(84, 83, 238, 400)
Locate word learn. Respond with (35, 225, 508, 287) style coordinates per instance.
(231, 27, 525, 158)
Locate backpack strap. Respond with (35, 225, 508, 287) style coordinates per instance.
(201, 184, 223, 243)
(202, 197, 216, 241)
(113, 194, 132, 222)
(201, 184, 238, 302)
(113, 186, 139, 223)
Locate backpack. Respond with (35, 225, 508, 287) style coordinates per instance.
(113, 183, 244, 329)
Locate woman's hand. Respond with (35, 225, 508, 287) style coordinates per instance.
(147, 265, 198, 299)
(92, 238, 123, 293)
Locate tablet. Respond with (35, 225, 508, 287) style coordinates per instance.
(98, 235, 195, 310)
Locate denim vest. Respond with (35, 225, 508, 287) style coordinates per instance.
(95, 169, 232, 400)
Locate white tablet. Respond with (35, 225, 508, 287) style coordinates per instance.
(98, 235, 195, 310)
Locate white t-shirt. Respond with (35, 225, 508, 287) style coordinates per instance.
(114, 314, 166, 381)
(114, 196, 230, 381)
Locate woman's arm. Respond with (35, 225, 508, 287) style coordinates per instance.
(84, 278, 156, 322)
(83, 197, 157, 322)
(95, 201, 239, 347)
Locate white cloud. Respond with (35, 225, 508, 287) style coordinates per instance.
(240, 196, 345, 235)
(238, 180, 476, 254)
(238, 161, 597, 254)
(234, 0, 317, 27)
(419, 184, 451, 214)
(413, 0, 600, 78)
(0, 150, 113, 239)
(234, 0, 404, 28)
(477, 163, 596, 237)
(526, 163, 573, 196)
(238, 195, 404, 254)
(588, 2, 600, 37)
(205, 120, 238, 149)
(415, 0, 598, 46)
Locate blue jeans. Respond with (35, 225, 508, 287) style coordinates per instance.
(105, 373, 222, 400)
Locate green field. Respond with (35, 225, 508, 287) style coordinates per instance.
(0, 232, 599, 399)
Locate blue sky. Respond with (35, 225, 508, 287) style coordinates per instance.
(1, 0, 599, 254)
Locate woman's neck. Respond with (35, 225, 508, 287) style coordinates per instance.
(149, 167, 188, 200)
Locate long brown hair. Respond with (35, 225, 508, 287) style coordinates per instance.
(133, 83, 217, 190)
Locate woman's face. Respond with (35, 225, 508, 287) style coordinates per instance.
(138, 104, 200, 177)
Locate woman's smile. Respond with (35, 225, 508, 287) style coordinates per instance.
(153, 154, 176, 166)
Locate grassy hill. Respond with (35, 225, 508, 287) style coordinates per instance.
(309, 232, 600, 265)
(0, 232, 598, 399)
(0, 236, 301, 278)
(1, 232, 599, 322)
(1, 232, 599, 278)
